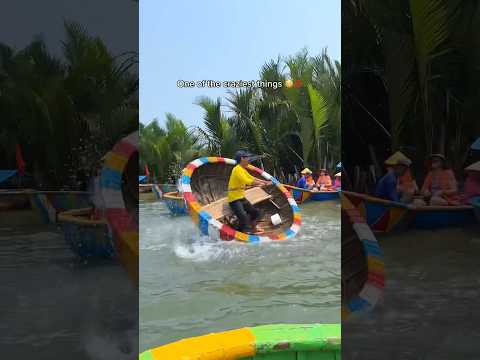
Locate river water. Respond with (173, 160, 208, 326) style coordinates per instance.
(139, 199, 341, 352)
(0, 224, 138, 359)
(343, 225, 480, 359)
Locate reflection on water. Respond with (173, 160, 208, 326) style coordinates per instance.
(139, 200, 341, 351)
(0, 225, 138, 359)
(343, 225, 480, 359)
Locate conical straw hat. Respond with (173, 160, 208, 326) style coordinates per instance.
(465, 161, 480, 172)
(301, 168, 312, 174)
(384, 151, 412, 166)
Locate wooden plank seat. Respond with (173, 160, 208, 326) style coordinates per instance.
(200, 187, 272, 220)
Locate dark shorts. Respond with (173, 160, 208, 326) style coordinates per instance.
(229, 198, 260, 232)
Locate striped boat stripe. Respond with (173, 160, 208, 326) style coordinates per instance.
(341, 192, 384, 319)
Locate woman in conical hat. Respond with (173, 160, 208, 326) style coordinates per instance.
(421, 153, 460, 206)
(384, 152, 417, 203)
(463, 161, 480, 204)
(296, 168, 315, 190)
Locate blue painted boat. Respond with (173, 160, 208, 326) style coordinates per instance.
(163, 191, 188, 216)
(58, 208, 114, 259)
(285, 185, 339, 204)
(411, 205, 476, 229)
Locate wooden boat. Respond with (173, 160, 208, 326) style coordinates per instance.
(411, 204, 476, 229)
(58, 208, 113, 259)
(140, 323, 340, 360)
(139, 183, 156, 201)
(342, 191, 412, 233)
(343, 191, 475, 231)
(0, 189, 90, 226)
(472, 197, 480, 224)
(284, 185, 339, 203)
(100, 131, 139, 283)
(163, 191, 188, 215)
(180, 157, 301, 242)
(341, 192, 384, 319)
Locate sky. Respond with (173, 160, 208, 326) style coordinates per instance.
(0, 0, 138, 58)
(140, 0, 341, 127)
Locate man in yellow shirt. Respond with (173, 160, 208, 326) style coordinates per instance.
(228, 150, 272, 233)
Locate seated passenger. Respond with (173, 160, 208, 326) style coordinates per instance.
(334, 172, 341, 189)
(421, 154, 460, 206)
(375, 158, 410, 202)
(464, 161, 480, 204)
(316, 169, 332, 190)
(296, 168, 315, 190)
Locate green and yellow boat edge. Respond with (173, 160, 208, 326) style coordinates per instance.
(140, 323, 341, 359)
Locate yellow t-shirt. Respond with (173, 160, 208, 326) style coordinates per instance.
(228, 165, 255, 202)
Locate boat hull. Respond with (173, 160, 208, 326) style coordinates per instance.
(341, 192, 384, 319)
(58, 208, 113, 259)
(412, 206, 476, 229)
(342, 191, 412, 233)
(140, 323, 340, 360)
(100, 131, 139, 283)
(181, 157, 300, 242)
(287, 185, 339, 203)
(163, 191, 188, 216)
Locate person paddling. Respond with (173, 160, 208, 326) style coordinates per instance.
(228, 150, 272, 234)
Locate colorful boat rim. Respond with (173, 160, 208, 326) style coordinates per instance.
(180, 157, 301, 243)
(163, 191, 188, 216)
(100, 131, 139, 283)
(58, 207, 114, 259)
(140, 323, 340, 360)
(341, 192, 384, 319)
(342, 191, 412, 233)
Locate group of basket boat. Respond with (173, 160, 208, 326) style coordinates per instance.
(0, 133, 140, 284)
(342, 191, 479, 232)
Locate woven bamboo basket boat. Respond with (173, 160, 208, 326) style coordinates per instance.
(100, 131, 139, 283)
(58, 208, 113, 259)
(163, 191, 188, 215)
(342, 192, 384, 319)
(180, 157, 301, 242)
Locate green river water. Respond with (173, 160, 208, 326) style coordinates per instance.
(344, 225, 480, 359)
(139, 199, 341, 352)
(0, 224, 138, 359)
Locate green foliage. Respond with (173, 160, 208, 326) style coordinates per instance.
(0, 21, 138, 188)
(140, 49, 341, 183)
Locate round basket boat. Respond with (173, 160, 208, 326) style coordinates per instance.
(180, 157, 301, 242)
(163, 191, 188, 215)
(100, 131, 139, 283)
(58, 208, 113, 259)
(140, 323, 340, 360)
(341, 192, 384, 319)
